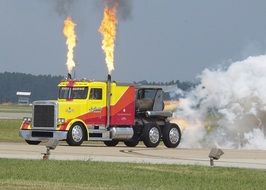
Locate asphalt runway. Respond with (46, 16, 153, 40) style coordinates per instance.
(0, 112, 30, 119)
(0, 111, 265, 169)
(0, 142, 265, 169)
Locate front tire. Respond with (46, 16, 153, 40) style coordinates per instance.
(104, 140, 119, 147)
(162, 123, 181, 148)
(124, 125, 140, 147)
(25, 140, 41, 145)
(124, 138, 139, 147)
(143, 123, 161, 148)
(66, 123, 85, 146)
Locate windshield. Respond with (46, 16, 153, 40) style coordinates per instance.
(137, 89, 157, 100)
(59, 87, 88, 99)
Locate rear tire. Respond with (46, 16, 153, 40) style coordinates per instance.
(25, 140, 41, 145)
(142, 123, 161, 148)
(66, 123, 85, 146)
(104, 140, 119, 147)
(162, 123, 181, 148)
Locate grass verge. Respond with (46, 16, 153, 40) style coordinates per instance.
(0, 119, 23, 142)
(0, 104, 32, 113)
(0, 159, 265, 190)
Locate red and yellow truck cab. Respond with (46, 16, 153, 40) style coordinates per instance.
(20, 76, 181, 148)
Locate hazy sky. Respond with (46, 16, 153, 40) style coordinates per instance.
(1, 0, 266, 82)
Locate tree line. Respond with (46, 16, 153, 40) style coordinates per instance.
(0, 72, 194, 103)
(0, 72, 63, 103)
(134, 80, 195, 91)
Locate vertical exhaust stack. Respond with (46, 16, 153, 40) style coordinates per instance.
(106, 74, 112, 128)
(67, 73, 72, 80)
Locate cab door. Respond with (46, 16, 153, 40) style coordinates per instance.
(87, 85, 106, 125)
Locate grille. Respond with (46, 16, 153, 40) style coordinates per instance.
(32, 131, 53, 138)
(33, 105, 55, 128)
(89, 133, 102, 138)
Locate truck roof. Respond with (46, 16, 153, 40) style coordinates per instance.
(58, 80, 134, 87)
(58, 79, 163, 91)
(135, 85, 163, 90)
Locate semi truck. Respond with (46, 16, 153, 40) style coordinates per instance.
(19, 75, 181, 148)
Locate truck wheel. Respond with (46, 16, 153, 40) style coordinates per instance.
(162, 123, 181, 148)
(25, 140, 41, 145)
(143, 123, 161, 148)
(124, 125, 140, 147)
(104, 140, 119, 147)
(66, 123, 85, 146)
(124, 136, 139, 147)
(124, 140, 139, 147)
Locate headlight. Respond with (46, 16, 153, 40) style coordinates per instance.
(23, 117, 32, 122)
(57, 118, 65, 125)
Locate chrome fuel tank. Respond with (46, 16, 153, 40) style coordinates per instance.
(110, 127, 133, 140)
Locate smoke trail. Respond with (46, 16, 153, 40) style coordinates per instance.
(101, 0, 132, 20)
(54, 0, 74, 17)
(117, 0, 132, 20)
(173, 55, 266, 149)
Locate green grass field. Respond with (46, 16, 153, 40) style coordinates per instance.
(0, 119, 23, 142)
(0, 159, 265, 190)
(1, 117, 266, 190)
(0, 104, 32, 113)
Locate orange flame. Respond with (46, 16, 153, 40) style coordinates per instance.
(170, 117, 189, 131)
(63, 17, 77, 74)
(98, 4, 118, 75)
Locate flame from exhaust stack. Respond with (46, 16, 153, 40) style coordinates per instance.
(98, 3, 118, 75)
(63, 17, 76, 74)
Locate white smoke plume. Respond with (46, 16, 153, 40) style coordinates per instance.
(173, 55, 266, 149)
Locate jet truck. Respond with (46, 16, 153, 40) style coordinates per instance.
(20, 75, 181, 148)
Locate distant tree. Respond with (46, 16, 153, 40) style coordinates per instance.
(135, 79, 194, 90)
(0, 72, 64, 103)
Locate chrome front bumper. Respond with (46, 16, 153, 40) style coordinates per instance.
(19, 130, 68, 141)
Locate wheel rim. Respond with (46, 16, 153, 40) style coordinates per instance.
(149, 127, 160, 144)
(72, 125, 83, 142)
(169, 127, 180, 144)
